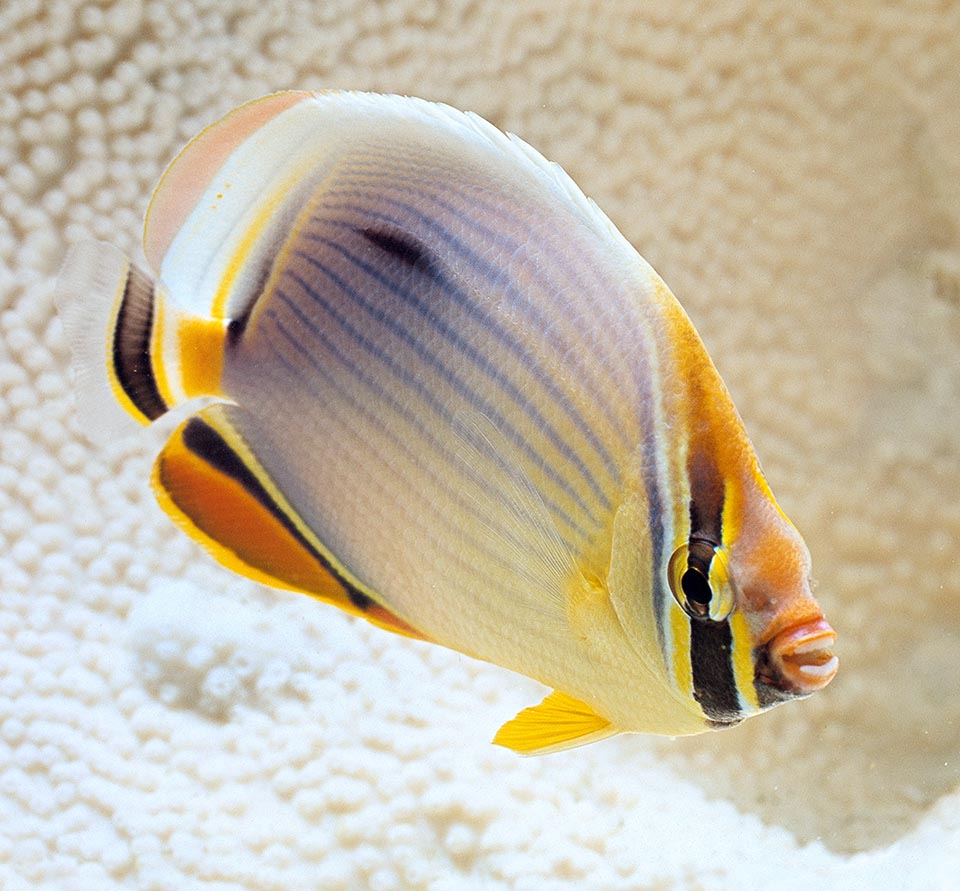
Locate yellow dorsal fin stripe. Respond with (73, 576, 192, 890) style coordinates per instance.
(151, 407, 426, 642)
(493, 690, 617, 756)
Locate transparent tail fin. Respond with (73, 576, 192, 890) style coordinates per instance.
(54, 240, 228, 443)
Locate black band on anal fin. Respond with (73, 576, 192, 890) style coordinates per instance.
(180, 416, 374, 612)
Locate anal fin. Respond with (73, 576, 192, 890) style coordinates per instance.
(493, 690, 618, 756)
(152, 404, 425, 641)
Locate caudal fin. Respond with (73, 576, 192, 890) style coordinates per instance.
(54, 240, 228, 443)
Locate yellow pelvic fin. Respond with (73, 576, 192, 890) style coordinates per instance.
(493, 690, 618, 756)
(151, 404, 426, 642)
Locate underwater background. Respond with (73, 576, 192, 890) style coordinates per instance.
(0, 0, 957, 887)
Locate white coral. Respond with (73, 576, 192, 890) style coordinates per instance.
(127, 582, 316, 720)
(2, 0, 959, 889)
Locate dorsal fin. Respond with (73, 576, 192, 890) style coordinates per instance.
(143, 91, 310, 271)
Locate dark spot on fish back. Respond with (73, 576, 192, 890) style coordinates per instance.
(359, 226, 433, 273)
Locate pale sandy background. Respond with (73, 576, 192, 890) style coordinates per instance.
(1, 1, 958, 888)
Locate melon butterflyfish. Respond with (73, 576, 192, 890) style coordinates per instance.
(55, 91, 838, 755)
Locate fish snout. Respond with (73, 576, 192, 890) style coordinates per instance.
(762, 618, 838, 696)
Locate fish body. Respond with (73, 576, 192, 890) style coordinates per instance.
(56, 91, 837, 754)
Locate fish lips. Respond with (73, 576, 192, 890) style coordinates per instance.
(754, 617, 839, 700)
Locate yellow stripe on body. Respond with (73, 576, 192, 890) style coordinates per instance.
(146, 291, 227, 406)
(209, 153, 330, 321)
(669, 603, 693, 698)
(633, 290, 697, 697)
(209, 197, 273, 320)
(719, 479, 760, 713)
(728, 609, 760, 711)
(178, 317, 227, 398)
(217, 154, 335, 341)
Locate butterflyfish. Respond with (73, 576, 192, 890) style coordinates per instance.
(56, 91, 838, 754)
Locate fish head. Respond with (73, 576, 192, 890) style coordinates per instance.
(725, 489, 838, 704)
(663, 475, 837, 725)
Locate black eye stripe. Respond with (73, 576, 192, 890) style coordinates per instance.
(686, 537, 716, 575)
(687, 448, 725, 546)
(690, 616, 741, 723)
(684, 450, 740, 720)
(681, 538, 718, 615)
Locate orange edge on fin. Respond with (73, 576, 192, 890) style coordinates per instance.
(151, 412, 427, 642)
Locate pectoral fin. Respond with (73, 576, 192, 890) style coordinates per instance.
(493, 690, 618, 756)
(151, 403, 425, 641)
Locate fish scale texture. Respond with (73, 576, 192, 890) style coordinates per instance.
(1, 0, 959, 888)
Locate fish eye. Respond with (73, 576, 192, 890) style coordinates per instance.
(667, 540, 735, 622)
(681, 567, 712, 607)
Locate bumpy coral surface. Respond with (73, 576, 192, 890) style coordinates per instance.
(1, 1, 958, 888)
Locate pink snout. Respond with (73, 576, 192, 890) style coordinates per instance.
(765, 618, 838, 695)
